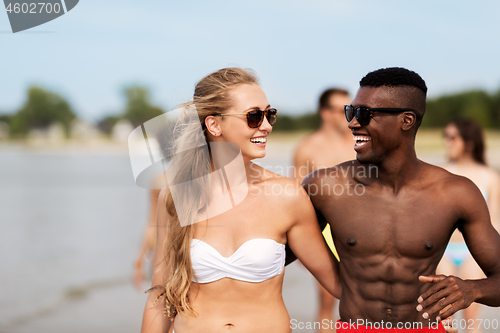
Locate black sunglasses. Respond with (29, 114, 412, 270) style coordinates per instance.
(344, 105, 414, 126)
(220, 108, 278, 128)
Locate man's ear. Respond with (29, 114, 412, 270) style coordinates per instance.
(401, 112, 417, 131)
(205, 115, 221, 136)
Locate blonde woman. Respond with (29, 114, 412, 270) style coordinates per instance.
(140, 68, 341, 333)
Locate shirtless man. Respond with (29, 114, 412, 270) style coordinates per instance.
(294, 88, 354, 332)
(294, 88, 354, 179)
(297, 67, 500, 332)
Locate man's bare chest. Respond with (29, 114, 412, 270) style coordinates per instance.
(321, 190, 458, 258)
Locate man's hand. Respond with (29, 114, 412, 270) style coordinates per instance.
(416, 275, 476, 321)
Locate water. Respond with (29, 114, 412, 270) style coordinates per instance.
(0, 149, 147, 328)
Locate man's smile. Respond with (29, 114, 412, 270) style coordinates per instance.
(353, 134, 372, 149)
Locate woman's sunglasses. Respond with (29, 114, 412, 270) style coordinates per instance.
(344, 105, 414, 126)
(220, 108, 278, 128)
(443, 133, 458, 141)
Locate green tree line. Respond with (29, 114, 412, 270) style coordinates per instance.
(1, 85, 165, 138)
(1, 86, 500, 138)
(423, 89, 500, 129)
(97, 86, 164, 134)
(8, 86, 76, 137)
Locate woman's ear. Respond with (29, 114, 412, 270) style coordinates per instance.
(205, 115, 221, 137)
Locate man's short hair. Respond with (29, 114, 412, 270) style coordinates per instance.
(318, 88, 349, 113)
(360, 67, 427, 130)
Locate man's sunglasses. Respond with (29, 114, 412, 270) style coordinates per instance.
(220, 108, 278, 128)
(344, 105, 414, 126)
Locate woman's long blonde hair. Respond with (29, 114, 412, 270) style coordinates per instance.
(160, 67, 259, 318)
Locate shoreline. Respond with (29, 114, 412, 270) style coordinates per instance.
(1, 130, 499, 170)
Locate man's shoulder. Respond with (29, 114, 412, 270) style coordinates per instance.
(303, 160, 361, 184)
(301, 130, 324, 143)
(421, 163, 479, 196)
(294, 131, 322, 155)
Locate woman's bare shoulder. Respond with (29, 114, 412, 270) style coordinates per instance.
(487, 166, 500, 180)
(251, 167, 306, 200)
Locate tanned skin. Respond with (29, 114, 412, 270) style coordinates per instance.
(292, 86, 500, 327)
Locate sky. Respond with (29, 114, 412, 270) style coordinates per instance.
(1, 0, 500, 122)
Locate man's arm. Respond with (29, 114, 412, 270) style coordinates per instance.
(418, 178, 500, 320)
(459, 178, 500, 305)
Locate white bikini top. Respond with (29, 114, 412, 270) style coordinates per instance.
(190, 238, 286, 283)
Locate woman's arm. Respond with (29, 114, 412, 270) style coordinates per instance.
(286, 185, 341, 299)
(140, 188, 172, 333)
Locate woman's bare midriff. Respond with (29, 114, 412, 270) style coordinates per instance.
(173, 271, 290, 333)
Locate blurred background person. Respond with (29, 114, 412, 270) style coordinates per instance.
(133, 123, 173, 291)
(293, 88, 354, 332)
(133, 188, 161, 291)
(133, 123, 174, 333)
(438, 117, 500, 333)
